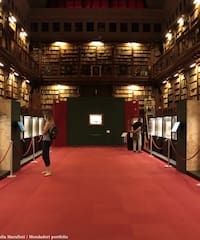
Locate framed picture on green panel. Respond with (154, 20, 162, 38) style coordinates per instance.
(89, 114, 103, 126)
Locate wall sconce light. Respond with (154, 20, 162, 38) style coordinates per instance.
(8, 15, 17, 24)
(128, 42, 140, 48)
(14, 72, 19, 76)
(19, 29, 28, 39)
(165, 31, 172, 41)
(173, 73, 179, 78)
(162, 80, 167, 84)
(90, 41, 104, 47)
(193, 0, 200, 6)
(177, 16, 184, 27)
(53, 41, 67, 48)
(128, 85, 139, 91)
(190, 63, 196, 68)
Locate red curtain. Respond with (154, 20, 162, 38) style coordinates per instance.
(47, 0, 145, 8)
(136, 0, 144, 8)
(52, 101, 67, 146)
(128, 0, 136, 8)
(91, 0, 101, 8)
(74, 0, 82, 7)
(65, 0, 74, 7)
(125, 100, 139, 131)
(101, 0, 109, 8)
(118, 1, 127, 8)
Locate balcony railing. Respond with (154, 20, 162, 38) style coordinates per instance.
(152, 20, 200, 80)
(0, 37, 40, 80)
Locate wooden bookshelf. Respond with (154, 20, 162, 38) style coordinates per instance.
(31, 42, 151, 79)
(0, 68, 4, 96)
(60, 43, 79, 75)
(188, 67, 198, 99)
(198, 66, 200, 98)
(40, 85, 79, 110)
(4, 74, 13, 98)
(174, 78, 180, 102)
(0, 68, 30, 107)
(162, 83, 169, 109)
(180, 73, 187, 100)
(80, 44, 96, 65)
(96, 44, 113, 65)
(12, 76, 19, 99)
(132, 47, 150, 77)
(112, 85, 154, 112)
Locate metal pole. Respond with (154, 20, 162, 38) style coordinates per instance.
(7, 141, 16, 178)
(165, 139, 172, 168)
(150, 135, 153, 155)
(32, 137, 37, 163)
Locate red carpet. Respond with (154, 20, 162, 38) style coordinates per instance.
(0, 146, 200, 240)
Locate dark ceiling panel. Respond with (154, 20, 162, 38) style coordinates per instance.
(28, 0, 165, 9)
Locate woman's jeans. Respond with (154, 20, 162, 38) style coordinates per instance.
(42, 140, 52, 167)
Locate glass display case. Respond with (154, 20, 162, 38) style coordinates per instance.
(24, 115, 32, 138)
(163, 116, 172, 139)
(149, 117, 156, 136)
(155, 117, 163, 137)
(171, 115, 178, 140)
(39, 117, 44, 135)
(32, 117, 39, 137)
(18, 115, 24, 140)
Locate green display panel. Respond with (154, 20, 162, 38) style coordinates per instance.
(67, 97, 124, 146)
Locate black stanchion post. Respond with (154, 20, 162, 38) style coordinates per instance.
(150, 135, 153, 155)
(7, 141, 16, 178)
(32, 137, 38, 163)
(165, 139, 172, 168)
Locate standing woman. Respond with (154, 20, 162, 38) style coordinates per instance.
(42, 110, 55, 176)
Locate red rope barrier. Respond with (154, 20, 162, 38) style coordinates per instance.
(22, 138, 33, 157)
(0, 142, 12, 165)
(151, 137, 166, 150)
(37, 135, 43, 143)
(170, 140, 200, 161)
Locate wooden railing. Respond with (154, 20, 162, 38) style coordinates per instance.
(0, 36, 40, 80)
(152, 20, 200, 80)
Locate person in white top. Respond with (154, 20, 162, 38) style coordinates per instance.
(131, 117, 143, 152)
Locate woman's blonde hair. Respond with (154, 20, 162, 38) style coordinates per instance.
(45, 110, 54, 121)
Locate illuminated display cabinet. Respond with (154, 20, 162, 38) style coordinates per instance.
(155, 117, 163, 137)
(24, 116, 32, 139)
(171, 116, 178, 141)
(163, 116, 172, 139)
(149, 117, 156, 136)
(39, 117, 44, 135)
(147, 115, 180, 165)
(32, 117, 39, 137)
